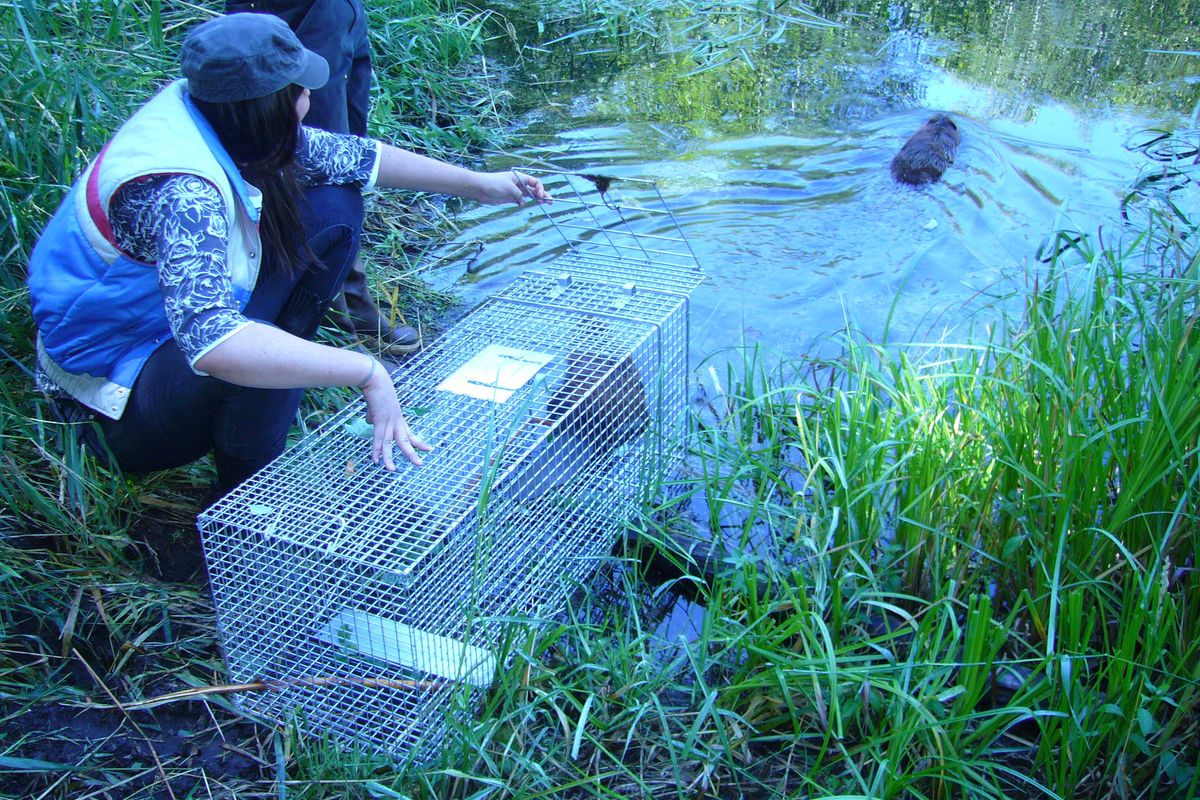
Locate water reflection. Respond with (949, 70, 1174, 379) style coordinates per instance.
(653, 592, 706, 647)
(436, 109, 1161, 363)
(497, 0, 1198, 129)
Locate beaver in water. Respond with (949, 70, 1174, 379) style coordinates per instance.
(891, 113, 960, 186)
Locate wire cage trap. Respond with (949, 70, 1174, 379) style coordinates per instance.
(197, 170, 704, 761)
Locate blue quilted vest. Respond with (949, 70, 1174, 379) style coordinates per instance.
(28, 80, 263, 418)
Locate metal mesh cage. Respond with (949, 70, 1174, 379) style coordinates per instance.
(197, 170, 703, 761)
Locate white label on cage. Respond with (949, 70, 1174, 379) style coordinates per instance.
(315, 608, 497, 687)
(435, 345, 553, 403)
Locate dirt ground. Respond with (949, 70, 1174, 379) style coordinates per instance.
(1, 503, 277, 799)
(0, 697, 267, 799)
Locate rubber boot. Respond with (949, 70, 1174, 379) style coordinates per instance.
(329, 258, 421, 355)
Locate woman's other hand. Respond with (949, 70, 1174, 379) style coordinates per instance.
(359, 360, 432, 470)
(196, 326, 433, 471)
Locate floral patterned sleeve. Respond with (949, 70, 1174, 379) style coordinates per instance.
(293, 126, 380, 188)
(100, 129, 379, 375)
(108, 174, 249, 372)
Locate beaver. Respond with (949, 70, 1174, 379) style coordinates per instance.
(890, 114, 960, 186)
(545, 318, 649, 451)
(547, 349, 649, 450)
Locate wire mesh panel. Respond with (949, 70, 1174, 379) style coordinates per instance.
(197, 170, 703, 761)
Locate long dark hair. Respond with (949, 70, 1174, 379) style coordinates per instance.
(191, 84, 312, 274)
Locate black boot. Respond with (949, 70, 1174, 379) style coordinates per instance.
(330, 258, 421, 356)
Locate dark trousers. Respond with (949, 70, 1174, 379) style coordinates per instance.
(67, 185, 363, 496)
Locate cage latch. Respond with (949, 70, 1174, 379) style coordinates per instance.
(547, 273, 572, 300)
(611, 282, 637, 311)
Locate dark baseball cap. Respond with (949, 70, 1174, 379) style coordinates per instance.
(181, 13, 328, 103)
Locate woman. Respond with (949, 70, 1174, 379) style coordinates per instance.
(26, 13, 549, 499)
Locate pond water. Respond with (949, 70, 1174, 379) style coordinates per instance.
(428, 0, 1198, 367)
(425, 1, 1197, 640)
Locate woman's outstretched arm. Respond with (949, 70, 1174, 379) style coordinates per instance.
(373, 143, 551, 204)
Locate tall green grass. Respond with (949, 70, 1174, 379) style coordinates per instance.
(0, 0, 186, 277)
(634, 209, 1200, 795)
(368, 0, 508, 155)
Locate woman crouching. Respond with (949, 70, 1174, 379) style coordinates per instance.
(27, 13, 549, 499)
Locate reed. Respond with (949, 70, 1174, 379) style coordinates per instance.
(508, 0, 836, 75)
(0, 0, 187, 275)
(368, 0, 507, 155)
(645, 204, 1199, 795)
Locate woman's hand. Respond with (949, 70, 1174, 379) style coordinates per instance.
(359, 361, 432, 470)
(196, 327, 432, 470)
(473, 171, 553, 205)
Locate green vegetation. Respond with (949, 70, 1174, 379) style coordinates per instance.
(2, 0, 1199, 798)
(658, 210, 1200, 797)
(500, 0, 1200, 131)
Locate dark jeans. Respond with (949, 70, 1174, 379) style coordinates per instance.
(226, 0, 371, 136)
(64, 185, 364, 496)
